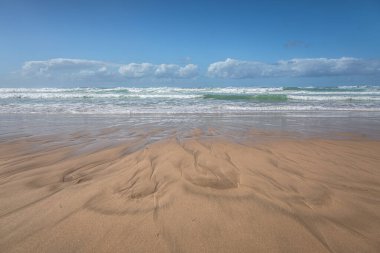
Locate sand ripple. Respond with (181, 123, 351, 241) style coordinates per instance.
(0, 130, 380, 252)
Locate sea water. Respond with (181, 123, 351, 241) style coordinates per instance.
(1, 86, 380, 139)
(1, 86, 380, 114)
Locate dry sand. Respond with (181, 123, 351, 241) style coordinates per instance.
(0, 129, 380, 253)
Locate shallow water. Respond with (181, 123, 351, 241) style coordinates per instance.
(1, 112, 380, 142)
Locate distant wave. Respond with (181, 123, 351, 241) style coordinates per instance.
(1, 86, 380, 114)
(203, 94, 288, 102)
(288, 95, 380, 101)
(282, 86, 367, 92)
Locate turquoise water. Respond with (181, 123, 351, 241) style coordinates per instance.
(1, 86, 380, 114)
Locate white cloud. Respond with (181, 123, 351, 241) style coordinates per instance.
(22, 58, 116, 79)
(119, 63, 198, 78)
(177, 64, 198, 78)
(18, 57, 380, 84)
(118, 63, 155, 78)
(208, 57, 380, 78)
(155, 64, 181, 78)
(21, 58, 199, 81)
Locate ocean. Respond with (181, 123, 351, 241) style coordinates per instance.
(1, 85, 380, 114)
(1, 85, 380, 139)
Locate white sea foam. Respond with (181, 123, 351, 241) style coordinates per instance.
(1, 86, 380, 114)
(288, 95, 380, 101)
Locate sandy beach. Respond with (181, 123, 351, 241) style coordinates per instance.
(0, 114, 379, 253)
(2, 0, 380, 250)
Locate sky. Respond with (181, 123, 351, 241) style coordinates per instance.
(1, 0, 380, 87)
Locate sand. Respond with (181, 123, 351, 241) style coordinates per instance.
(0, 129, 380, 253)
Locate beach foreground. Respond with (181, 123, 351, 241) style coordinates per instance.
(0, 119, 379, 253)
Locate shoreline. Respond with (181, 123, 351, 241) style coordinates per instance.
(1, 112, 380, 140)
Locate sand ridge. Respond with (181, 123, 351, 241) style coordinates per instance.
(0, 129, 380, 252)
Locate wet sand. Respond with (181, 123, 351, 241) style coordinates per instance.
(0, 115, 380, 252)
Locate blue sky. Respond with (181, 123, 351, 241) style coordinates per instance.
(1, 0, 380, 87)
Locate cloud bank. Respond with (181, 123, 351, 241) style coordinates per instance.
(18, 57, 380, 85)
(207, 57, 380, 78)
(21, 58, 199, 80)
(119, 63, 198, 78)
(22, 58, 118, 81)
